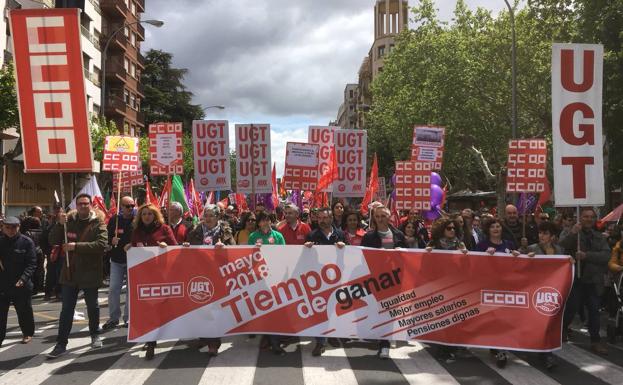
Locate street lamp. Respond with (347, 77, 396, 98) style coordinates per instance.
(503, 0, 517, 139)
(100, 19, 164, 124)
(202, 105, 225, 118)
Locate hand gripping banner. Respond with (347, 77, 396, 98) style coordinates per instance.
(127, 246, 572, 352)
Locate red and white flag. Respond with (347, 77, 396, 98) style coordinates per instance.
(316, 146, 338, 192)
(361, 153, 379, 215)
(69, 175, 106, 213)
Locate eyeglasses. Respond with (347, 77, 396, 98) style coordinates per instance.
(445, 226, 456, 231)
(248, 218, 256, 222)
(124, 204, 135, 209)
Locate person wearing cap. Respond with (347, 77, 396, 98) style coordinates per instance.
(0, 216, 37, 347)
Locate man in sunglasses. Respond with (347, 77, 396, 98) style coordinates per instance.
(102, 196, 135, 330)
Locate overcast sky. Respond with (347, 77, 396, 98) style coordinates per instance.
(142, 0, 506, 177)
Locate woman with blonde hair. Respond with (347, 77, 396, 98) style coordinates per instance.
(125, 203, 177, 360)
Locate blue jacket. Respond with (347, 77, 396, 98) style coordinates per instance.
(0, 233, 37, 293)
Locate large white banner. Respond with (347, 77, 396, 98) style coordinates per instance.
(193, 120, 231, 192)
(333, 129, 367, 198)
(308, 126, 337, 192)
(235, 124, 272, 194)
(552, 43, 604, 206)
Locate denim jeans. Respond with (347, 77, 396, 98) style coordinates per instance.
(108, 261, 128, 323)
(563, 280, 601, 342)
(56, 285, 100, 347)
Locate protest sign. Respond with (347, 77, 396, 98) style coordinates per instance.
(506, 139, 547, 193)
(283, 142, 319, 191)
(235, 124, 272, 194)
(410, 126, 445, 170)
(102, 135, 140, 172)
(149, 123, 183, 175)
(395, 161, 432, 211)
(333, 129, 367, 198)
(308, 126, 338, 192)
(552, 43, 604, 206)
(128, 245, 572, 352)
(10, 8, 93, 172)
(193, 120, 231, 191)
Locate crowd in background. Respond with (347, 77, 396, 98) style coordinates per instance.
(1, 195, 623, 370)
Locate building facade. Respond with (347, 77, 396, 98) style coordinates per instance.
(101, 0, 145, 136)
(336, 83, 358, 129)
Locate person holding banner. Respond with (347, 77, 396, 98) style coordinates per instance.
(361, 206, 407, 359)
(126, 203, 177, 360)
(304, 207, 348, 356)
(526, 220, 567, 370)
(344, 211, 366, 246)
(247, 212, 286, 355)
(560, 207, 610, 355)
(184, 204, 235, 356)
(278, 204, 311, 245)
(502, 204, 537, 249)
(47, 194, 108, 359)
(102, 196, 135, 331)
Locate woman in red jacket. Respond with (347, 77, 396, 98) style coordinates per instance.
(125, 203, 177, 360)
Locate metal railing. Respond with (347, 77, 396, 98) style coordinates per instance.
(80, 25, 101, 49)
(88, 0, 102, 15)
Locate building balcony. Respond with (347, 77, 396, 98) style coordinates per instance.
(3, 49, 12, 65)
(102, 30, 127, 52)
(136, 82, 144, 97)
(136, 22, 145, 41)
(136, 51, 145, 69)
(6, 0, 21, 10)
(88, 0, 102, 15)
(80, 25, 101, 49)
(100, 0, 128, 20)
(105, 59, 127, 83)
(83, 67, 101, 86)
(135, 0, 144, 12)
(105, 95, 127, 117)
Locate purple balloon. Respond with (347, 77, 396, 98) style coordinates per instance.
(430, 184, 444, 206)
(423, 207, 441, 221)
(391, 173, 397, 186)
(431, 172, 442, 187)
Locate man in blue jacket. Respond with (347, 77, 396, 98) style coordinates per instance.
(0, 216, 37, 347)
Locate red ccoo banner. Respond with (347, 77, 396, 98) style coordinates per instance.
(149, 123, 183, 175)
(506, 139, 547, 193)
(283, 142, 319, 191)
(10, 8, 93, 173)
(395, 161, 432, 211)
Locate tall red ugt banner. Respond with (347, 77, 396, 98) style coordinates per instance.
(235, 124, 272, 194)
(10, 8, 93, 172)
(127, 246, 572, 352)
(308, 126, 337, 192)
(283, 142, 319, 191)
(149, 122, 183, 175)
(333, 129, 367, 198)
(506, 139, 547, 193)
(552, 43, 604, 206)
(192, 120, 231, 192)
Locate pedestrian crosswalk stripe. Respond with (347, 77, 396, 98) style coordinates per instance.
(301, 340, 359, 385)
(197, 336, 260, 385)
(471, 349, 562, 385)
(90, 340, 178, 385)
(555, 343, 623, 384)
(389, 342, 460, 385)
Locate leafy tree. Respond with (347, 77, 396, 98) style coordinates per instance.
(0, 61, 19, 133)
(141, 49, 204, 131)
(367, 0, 622, 208)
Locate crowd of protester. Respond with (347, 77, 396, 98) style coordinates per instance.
(1, 195, 622, 371)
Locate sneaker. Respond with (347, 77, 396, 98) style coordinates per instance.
(122, 322, 129, 329)
(102, 320, 119, 331)
(311, 342, 325, 357)
(272, 346, 287, 356)
(496, 351, 508, 368)
(207, 346, 219, 357)
(544, 353, 556, 371)
(47, 345, 67, 359)
(379, 347, 390, 359)
(21, 336, 33, 344)
(91, 335, 103, 349)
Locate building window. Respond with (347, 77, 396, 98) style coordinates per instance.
(124, 89, 129, 103)
(136, 98, 140, 111)
(131, 2, 136, 15)
(378, 45, 385, 58)
(130, 62, 136, 78)
(130, 32, 136, 46)
(124, 26, 129, 37)
(124, 57, 129, 72)
(130, 93, 136, 109)
(349, 89, 354, 98)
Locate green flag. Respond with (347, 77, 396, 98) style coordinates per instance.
(171, 174, 190, 213)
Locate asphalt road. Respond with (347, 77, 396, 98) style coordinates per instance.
(1, 287, 623, 385)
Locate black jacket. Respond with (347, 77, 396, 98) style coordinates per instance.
(0, 233, 37, 293)
(107, 214, 134, 264)
(361, 226, 408, 249)
(305, 226, 348, 245)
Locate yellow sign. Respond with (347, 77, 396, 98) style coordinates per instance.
(105, 136, 138, 153)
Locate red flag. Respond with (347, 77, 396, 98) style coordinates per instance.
(206, 191, 215, 205)
(189, 178, 204, 217)
(361, 153, 379, 215)
(316, 146, 338, 192)
(234, 193, 248, 211)
(537, 178, 552, 208)
(145, 179, 158, 205)
(106, 195, 117, 224)
(271, 163, 279, 209)
(387, 193, 401, 228)
(158, 176, 172, 209)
